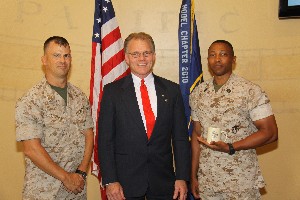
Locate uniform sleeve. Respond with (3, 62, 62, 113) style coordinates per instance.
(81, 95, 94, 131)
(15, 97, 43, 141)
(248, 86, 273, 121)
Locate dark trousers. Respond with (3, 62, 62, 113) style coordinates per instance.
(125, 195, 173, 200)
(125, 191, 174, 200)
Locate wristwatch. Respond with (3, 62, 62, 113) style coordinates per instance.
(105, 183, 112, 188)
(75, 169, 87, 180)
(227, 143, 236, 155)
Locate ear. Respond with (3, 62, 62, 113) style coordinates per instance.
(125, 53, 130, 65)
(41, 55, 47, 66)
(232, 56, 237, 64)
(152, 52, 156, 67)
(152, 52, 156, 60)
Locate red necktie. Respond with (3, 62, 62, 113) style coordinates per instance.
(140, 79, 155, 139)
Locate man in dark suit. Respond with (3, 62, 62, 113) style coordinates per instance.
(98, 32, 190, 200)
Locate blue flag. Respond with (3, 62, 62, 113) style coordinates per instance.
(178, 1, 203, 199)
(178, 0, 203, 138)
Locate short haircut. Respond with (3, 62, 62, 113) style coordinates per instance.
(210, 40, 234, 56)
(43, 36, 70, 53)
(124, 32, 155, 53)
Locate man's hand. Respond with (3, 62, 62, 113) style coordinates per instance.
(62, 172, 85, 194)
(105, 182, 125, 200)
(22, 139, 86, 194)
(197, 135, 229, 153)
(173, 180, 188, 200)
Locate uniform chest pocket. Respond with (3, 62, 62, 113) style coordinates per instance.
(43, 110, 67, 129)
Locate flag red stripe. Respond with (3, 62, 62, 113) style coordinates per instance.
(101, 50, 125, 77)
(102, 27, 122, 51)
(89, 42, 98, 105)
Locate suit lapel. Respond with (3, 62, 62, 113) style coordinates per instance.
(151, 75, 169, 139)
(121, 75, 146, 135)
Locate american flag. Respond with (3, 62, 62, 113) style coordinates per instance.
(89, 0, 130, 198)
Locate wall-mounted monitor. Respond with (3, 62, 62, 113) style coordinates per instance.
(279, 0, 300, 19)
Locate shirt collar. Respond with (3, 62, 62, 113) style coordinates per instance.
(131, 73, 154, 86)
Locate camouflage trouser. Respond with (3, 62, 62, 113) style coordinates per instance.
(199, 188, 261, 200)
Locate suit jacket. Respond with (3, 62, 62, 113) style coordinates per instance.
(98, 74, 190, 197)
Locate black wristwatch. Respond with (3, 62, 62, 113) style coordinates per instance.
(75, 169, 87, 180)
(227, 143, 236, 155)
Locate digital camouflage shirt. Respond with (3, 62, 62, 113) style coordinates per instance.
(15, 78, 93, 200)
(190, 73, 273, 194)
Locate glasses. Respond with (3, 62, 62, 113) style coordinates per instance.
(127, 51, 153, 58)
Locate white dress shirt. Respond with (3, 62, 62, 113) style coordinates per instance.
(132, 73, 157, 132)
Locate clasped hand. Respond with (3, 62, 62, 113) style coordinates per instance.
(197, 135, 229, 153)
(62, 172, 85, 194)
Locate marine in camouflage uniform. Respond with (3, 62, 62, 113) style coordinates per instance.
(16, 78, 93, 199)
(189, 40, 278, 200)
(15, 36, 94, 200)
(190, 74, 272, 198)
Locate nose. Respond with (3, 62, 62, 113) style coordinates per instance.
(59, 56, 67, 62)
(138, 54, 146, 60)
(215, 55, 221, 62)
